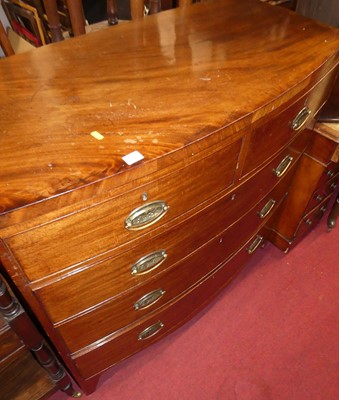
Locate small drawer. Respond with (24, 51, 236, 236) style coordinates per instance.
(72, 231, 267, 379)
(7, 140, 242, 281)
(35, 144, 299, 324)
(55, 186, 284, 352)
(324, 168, 339, 182)
(294, 195, 332, 242)
(305, 176, 338, 215)
(314, 162, 339, 191)
(242, 90, 319, 177)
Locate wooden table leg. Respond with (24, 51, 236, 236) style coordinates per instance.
(65, 0, 86, 36)
(130, 0, 145, 20)
(107, 0, 119, 25)
(43, 0, 64, 42)
(149, 0, 162, 14)
(0, 20, 15, 56)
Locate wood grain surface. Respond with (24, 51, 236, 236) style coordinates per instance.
(1, 0, 338, 217)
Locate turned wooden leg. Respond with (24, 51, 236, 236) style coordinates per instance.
(65, 0, 86, 36)
(107, 0, 119, 25)
(179, 0, 192, 6)
(327, 194, 339, 230)
(130, 0, 145, 20)
(43, 0, 64, 42)
(0, 20, 15, 56)
(0, 274, 81, 398)
(149, 0, 162, 14)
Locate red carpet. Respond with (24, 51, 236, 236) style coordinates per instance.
(50, 216, 339, 400)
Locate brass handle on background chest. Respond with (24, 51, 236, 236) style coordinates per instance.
(258, 198, 276, 219)
(125, 200, 169, 230)
(247, 235, 264, 254)
(138, 321, 164, 340)
(134, 289, 166, 310)
(290, 106, 311, 130)
(273, 155, 293, 178)
(131, 250, 167, 275)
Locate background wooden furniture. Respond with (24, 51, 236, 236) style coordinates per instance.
(43, 0, 188, 42)
(0, 0, 338, 395)
(0, 19, 14, 55)
(0, 312, 55, 400)
(42, 0, 63, 41)
(1, 0, 78, 44)
(0, 273, 80, 398)
(296, 0, 339, 27)
(1, 0, 198, 47)
(41, 0, 162, 42)
(1, 0, 46, 46)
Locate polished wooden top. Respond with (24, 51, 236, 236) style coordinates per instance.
(0, 0, 338, 218)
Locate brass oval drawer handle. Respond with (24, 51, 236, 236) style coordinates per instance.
(134, 289, 166, 310)
(258, 198, 276, 219)
(247, 235, 264, 254)
(131, 250, 167, 275)
(138, 321, 164, 340)
(125, 200, 169, 230)
(273, 155, 293, 178)
(290, 106, 311, 131)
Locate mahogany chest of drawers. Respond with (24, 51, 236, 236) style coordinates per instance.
(0, 0, 338, 394)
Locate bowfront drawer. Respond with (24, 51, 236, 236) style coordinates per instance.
(34, 142, 301, 325)
(54, 183, 286, 352)
(72, 231, 267, 379)
(242, 81, 330, 177)
(6, 140, 242, 281)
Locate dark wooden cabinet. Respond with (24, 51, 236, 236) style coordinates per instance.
(0, 0, 338, 395)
